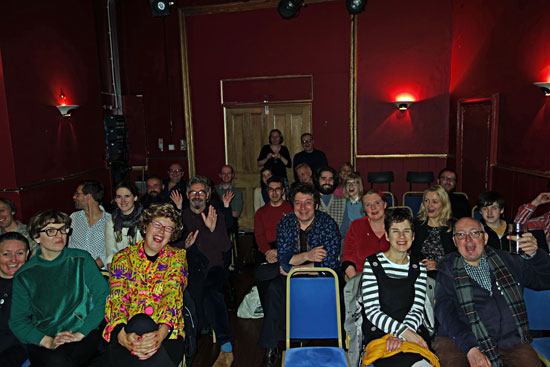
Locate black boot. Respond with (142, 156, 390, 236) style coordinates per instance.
(262, 347, 281, 367)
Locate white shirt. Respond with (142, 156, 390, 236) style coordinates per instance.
(69, 206, 111, 267)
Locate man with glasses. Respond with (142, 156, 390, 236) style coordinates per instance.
(69, 180, 111, 269)
(292, 133, 328, 182)
(259, 183, 340, 367)
(437, 168, 470, 219)
(162, 162, 188, 208)
(253, 177, 292, 312)
(433, 217, 550, 367)
(178, 176, 234, 367)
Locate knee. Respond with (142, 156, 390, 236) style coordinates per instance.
(126, 313, 158, 335)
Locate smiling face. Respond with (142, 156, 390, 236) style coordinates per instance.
(35, 221, 69, 260)
(143, 216, 175, 256)
(480, 202, 504, 226)
(293, 192, 317, 228)
(261, 170, 273, 185)
(0, 239, 28, 278)
(423, 191, 443, 220)
(146, 178, 163, 197)
(267, 181, 284, 205)
(168, 163, 184, 184)
(345, 179, 360, 199)
(453, 218, 488, 266)
(269, 131, 281, 145)
(0, 202, 16, 231)
(296, 165, 313, 184)
(115, 187, 137, 215)
(318, 170, 335, 195)
(339, 164, 353, 182)
(363, 193, 386, 221)
(219, 166, 234, 184)
(187, 183, 210, 214)
(385, 220, 414, 255)
(301, 134, 314, 153)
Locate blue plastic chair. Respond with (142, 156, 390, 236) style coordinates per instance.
(471, 205, 482, 221)
(383, 192, 395, 207)
(402, 192, 424, 218)
(283, 268, 349, 367)
(523, 288, 550, 366)
(389, 205, 413, 217)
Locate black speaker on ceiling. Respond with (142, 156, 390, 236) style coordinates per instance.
(149, 0, 172, 17)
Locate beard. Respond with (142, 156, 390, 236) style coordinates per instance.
(191, 197, 206, 212)
(318, 183, 334, 195)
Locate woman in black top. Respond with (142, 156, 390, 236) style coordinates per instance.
(257, 129, 291, 181)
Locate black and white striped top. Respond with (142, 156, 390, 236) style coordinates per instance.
(361, 252, 428, 338)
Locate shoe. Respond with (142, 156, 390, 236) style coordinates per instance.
(212, 351, 234, 367)
(262, 348, 281, 367)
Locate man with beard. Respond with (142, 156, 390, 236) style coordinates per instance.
(178, 176, 234, 367)
(258, 182, 341, 367)
(69, 180, 111, 269)
(316, 166, 346, 228)
(437, 168, 470, 219)
(140, 175, 168, 209)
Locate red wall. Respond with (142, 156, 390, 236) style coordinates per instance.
(450, 0, 550, 216)
(184, 2, 351, 180)
(0, 0, 110, 220)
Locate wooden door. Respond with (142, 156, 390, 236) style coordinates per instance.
(225, 104, 311, 231)
(456, 95, 499, 205)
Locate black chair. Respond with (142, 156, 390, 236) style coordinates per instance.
(406, 171, 434, 191)
(367, 171, 394, 192)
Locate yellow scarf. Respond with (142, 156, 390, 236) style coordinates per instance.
(362, 334, 440, 366)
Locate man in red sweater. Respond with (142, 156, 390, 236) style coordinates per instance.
(254, 176, 292, 316)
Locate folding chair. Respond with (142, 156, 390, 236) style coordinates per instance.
(523, 288, 550, 366)
(368, 171, 394, 192)
(402, 192, 424, 218)
(283, 268, 349, 367)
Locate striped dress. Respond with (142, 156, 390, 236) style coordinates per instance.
(361, 252, 428, 338)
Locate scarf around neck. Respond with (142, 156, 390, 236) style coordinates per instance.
(112, 202, 143, 240)
(452, 246, 531, 366)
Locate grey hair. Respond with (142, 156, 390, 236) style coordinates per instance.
(186, 176, 211, 193)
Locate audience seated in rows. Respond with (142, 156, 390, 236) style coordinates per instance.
(316, 166, 346, 229)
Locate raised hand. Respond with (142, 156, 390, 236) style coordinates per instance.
(532, 192, 550, 207)
(170, 190, 183, 210)
(222, 191, 235, 208)
(201, 205, 217, 232)
(185, 230, 199, 249)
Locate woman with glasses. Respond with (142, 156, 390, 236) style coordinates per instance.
(339, 173, 365, 238)
(9, 210, 109, 367)
(103, 203, 195, 367)
(105, 182, 143, 271)
(253, 167, 273, 213)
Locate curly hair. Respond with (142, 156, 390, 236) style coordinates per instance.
(289, 183, 320, 208)
(138, 203, 183, 241)
(27, 210, 71, 239)
(417, 185, 452, 229)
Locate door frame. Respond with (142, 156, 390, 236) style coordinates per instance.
(456, 93, 499, 191)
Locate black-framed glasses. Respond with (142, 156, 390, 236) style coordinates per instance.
(454, 230, 484, 240)
(40, 227, 72, 237)
(267, 187, 283, 193)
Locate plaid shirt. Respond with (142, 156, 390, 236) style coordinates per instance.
(514, 203, 550, 247)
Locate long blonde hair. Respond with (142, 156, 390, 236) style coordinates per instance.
(343, 173, 364, 201)
(417, 185, 452, 229)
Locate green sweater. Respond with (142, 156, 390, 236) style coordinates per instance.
(9, 247, 108, 345)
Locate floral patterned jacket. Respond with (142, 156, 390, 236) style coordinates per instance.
(103, 241, 188, 341)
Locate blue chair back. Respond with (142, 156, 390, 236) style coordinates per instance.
(383, 192, 395, 207)
(471, 205, 482, 221)
(403, 192, 424, 218)
(524, 288, 550, 330)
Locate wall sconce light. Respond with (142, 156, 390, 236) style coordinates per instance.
(56, 91, 79, 117)
(534, 82, 550, 96)
(394, 101, 413, 111)
(346, 0, 367, 15)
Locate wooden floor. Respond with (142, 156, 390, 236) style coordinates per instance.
(191, 233, 267, 367)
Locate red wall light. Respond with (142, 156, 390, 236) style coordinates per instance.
(55, 90, 79, 117)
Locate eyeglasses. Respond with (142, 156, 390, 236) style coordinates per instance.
(301, 139, 312, 144)
(267, 187, 283, 193)
(168, 169, 183, 174)
(346, 181, 359, 186)
(439, 176, 456, 182)
(40, 227, 72, 237)
(151, 220, 175, 234)
(188, 190, 207, 196)
(454, 230, 484, 240)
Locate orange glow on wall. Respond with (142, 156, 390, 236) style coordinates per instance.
(395, 93, 416, 102)
(59, 90, 67, 106)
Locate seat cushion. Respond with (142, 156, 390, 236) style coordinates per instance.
(284, 347, 348, 367)
(531, 338, 550, 363)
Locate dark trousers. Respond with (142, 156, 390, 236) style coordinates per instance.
(259, 275, 286, 349)
(107, 314, 184, 367)
(254, 255, 281, 313)
(433, 336, 541, 367)
(28, 329, 101, 367)
(0, 342, 27, 367)
(187, 266, 234, 346)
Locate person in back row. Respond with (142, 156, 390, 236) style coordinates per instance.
(292, 133, 328, 182)
(437, 168, 470, 219)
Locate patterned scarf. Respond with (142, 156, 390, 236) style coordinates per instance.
(452, 246, 531, 366)
(112, 202, 143, 241)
